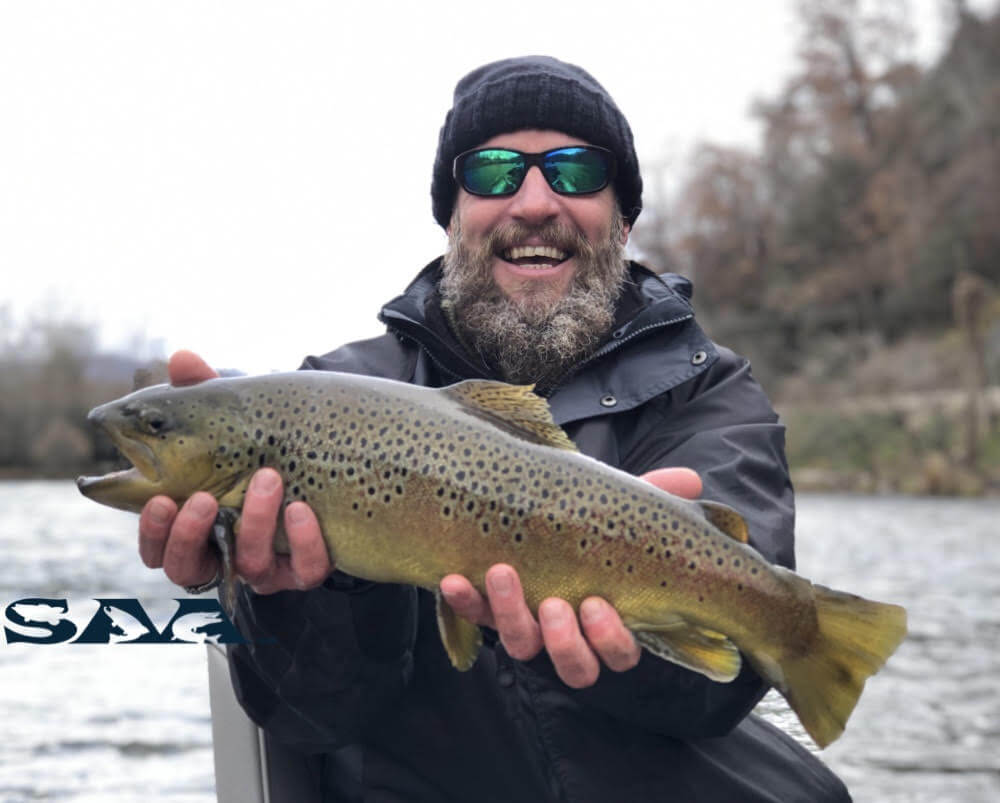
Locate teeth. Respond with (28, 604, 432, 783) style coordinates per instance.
(503, 245, 568, 261)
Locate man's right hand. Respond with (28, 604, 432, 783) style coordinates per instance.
(137, 350, 332, 594)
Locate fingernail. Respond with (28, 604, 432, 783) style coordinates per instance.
(251, 470, 280, 493)
(580, 598, 605, 625)
(190, 494, 215, 518)
(286, 503, 307, 525)
(489, 571, 513, 597)
(540, 600, 568, 626)
(149, 500, 170, 525)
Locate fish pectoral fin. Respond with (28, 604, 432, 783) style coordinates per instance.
(435, 591, 483, 671)
(211, 507, 241, 616)
(443, 380, 578, 451)
(697, 500, 750, 543)
(629, 619, 742, 683)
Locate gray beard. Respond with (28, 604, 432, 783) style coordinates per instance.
(440, 215, 627, 392)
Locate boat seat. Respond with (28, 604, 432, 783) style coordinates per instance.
(206, 642, 321, 803)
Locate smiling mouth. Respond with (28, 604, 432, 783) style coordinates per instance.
(500, 244, 570, 269)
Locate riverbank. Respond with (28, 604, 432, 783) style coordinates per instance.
(780, 387, 1000, 496)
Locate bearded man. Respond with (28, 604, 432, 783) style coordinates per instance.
(139, 57, 851, 801)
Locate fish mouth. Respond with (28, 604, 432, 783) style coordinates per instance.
(76, 414, 165, 511)
(100, 419, 164, 484)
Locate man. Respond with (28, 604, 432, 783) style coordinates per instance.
(140, 57, 850, 801)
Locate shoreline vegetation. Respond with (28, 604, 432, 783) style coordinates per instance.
(1, 356, 998, 497)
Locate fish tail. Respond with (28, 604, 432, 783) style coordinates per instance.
(767, 584, 907, 748)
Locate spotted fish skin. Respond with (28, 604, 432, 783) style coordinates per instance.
(78, 371, 907, 749)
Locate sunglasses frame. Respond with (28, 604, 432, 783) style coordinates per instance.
(452, 145, 617, 197)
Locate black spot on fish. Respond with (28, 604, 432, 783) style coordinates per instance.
(688, 562, 696, 570)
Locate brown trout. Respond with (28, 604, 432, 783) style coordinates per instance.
(77, 371, 906, 748)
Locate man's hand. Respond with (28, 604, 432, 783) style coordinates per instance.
(440, 466, 703, 689)
(137, 350, 331, 593)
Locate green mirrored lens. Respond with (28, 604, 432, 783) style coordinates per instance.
(543, 147, 609, 193)
(461, 149, 525, 195)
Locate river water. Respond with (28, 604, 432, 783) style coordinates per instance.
(0, 481, 997, 802)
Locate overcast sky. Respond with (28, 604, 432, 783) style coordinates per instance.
(1, 0, 993, 373)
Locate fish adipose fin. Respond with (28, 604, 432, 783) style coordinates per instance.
(697, 500, 750, 543)
(759, 581, 908, 749)
(444, 380, 578, 451)
(435, 590, 483, 671)
(630, 619, 742, 682)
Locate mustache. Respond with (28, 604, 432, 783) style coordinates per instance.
(483, 221, 594, 260)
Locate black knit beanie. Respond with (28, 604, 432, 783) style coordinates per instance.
(431, 56, 642, 229)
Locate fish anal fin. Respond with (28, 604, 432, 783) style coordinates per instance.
(443, 380, 577, 451)
(435, 590, 483, 671)
(628, 618, 742, 683)
(698, 500, 750, 543)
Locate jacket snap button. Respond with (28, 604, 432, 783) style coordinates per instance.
(600, 394, 617, 408)
(497, 670, 515, 688)
(691, 350, 708, 365)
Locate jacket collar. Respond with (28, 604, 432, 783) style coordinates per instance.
(377, 257, 698, 393)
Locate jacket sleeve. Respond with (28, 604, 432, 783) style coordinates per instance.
(227, 575, 419, 752)
(528, 346, 794, 738)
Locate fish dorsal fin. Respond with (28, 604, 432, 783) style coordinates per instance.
(444, 380, 578, 451)
(697, 500, 750, 543)
(627, 617, 742, 682)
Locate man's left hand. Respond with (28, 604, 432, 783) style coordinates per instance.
(440, 466, 703, 689)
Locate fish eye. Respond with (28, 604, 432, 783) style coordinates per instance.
(139, 408, 168, 433)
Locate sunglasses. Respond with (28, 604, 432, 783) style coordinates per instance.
(453, 146, 616, 197)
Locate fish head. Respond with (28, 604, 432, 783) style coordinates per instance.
(77, 380, 250, 512)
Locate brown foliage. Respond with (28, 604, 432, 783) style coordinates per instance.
(635, 2, 1000, 395)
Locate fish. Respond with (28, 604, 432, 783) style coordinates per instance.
(77, 371, 907, 748)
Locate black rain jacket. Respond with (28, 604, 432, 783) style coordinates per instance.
(227, 260, 851, 802)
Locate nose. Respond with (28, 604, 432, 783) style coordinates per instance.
(508, 166, 560, 224)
